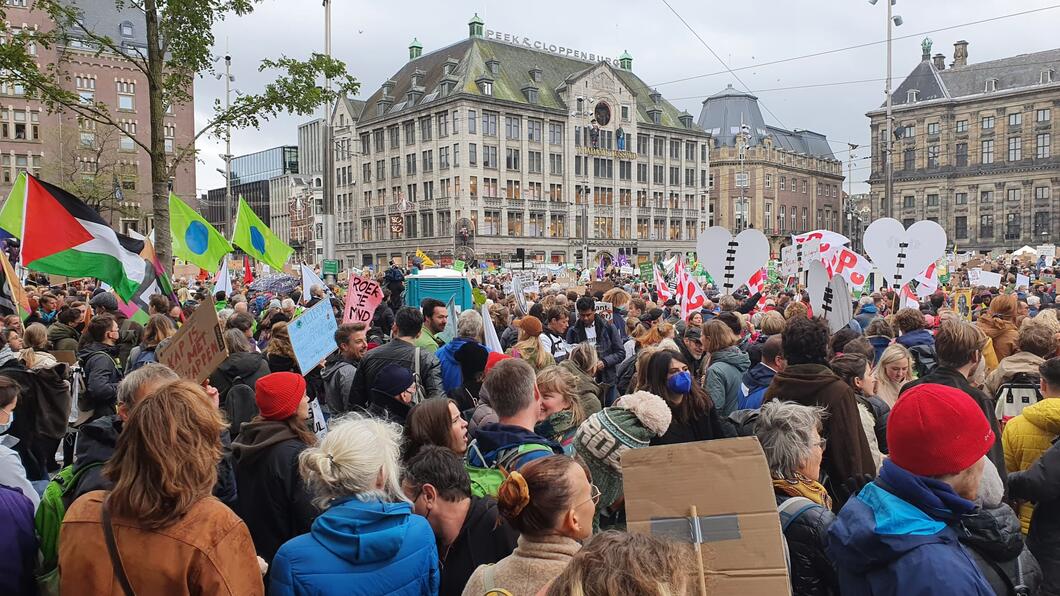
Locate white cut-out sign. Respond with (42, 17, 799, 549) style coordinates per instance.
(806, 260, 829, 315)
(696, 227, 770, 295)
(823, 274, 853, 334)
(862, 218, 946, 291)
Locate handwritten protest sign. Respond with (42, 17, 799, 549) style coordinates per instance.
(979, 270, 1004, 289)
(594, 301, 614, 324)
(158, 298, 227, 383)
(343, 275, 384, 325)
(289, 299, 339, 374)
(308, 399, 328, 439)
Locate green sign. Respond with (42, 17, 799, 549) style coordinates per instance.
(639, 262, 654, 280)
(453, 259, 466, 272)
(322, 259, 339, 275)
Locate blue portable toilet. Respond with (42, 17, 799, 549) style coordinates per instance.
(404, 269, 472, 311)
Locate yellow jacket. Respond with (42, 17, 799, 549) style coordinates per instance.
(1002, 398, 1060, 534)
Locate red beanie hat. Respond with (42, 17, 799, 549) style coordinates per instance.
(485, 352, 511, 374)
(255, 372, 306, 421)
(888, 383, 995, 477)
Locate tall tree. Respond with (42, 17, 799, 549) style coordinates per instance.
(0, 1, 357, 271)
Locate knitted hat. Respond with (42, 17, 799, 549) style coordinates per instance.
(514, 315, 543, 337)
(372, 364, 414, 399)
(485, 352, 511, 374)
(574, 391, 672, 509)
(89, 292, 118, 313)
(255, 372, 306, 421)
(888, 383, 995, 477)
(455, 341, 489, 378)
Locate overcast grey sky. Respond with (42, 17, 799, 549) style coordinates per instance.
(193, 0, 1060, 198)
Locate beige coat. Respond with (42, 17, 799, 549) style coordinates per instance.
(985, 351, 1046, 397)
(462, 534, 581, 596)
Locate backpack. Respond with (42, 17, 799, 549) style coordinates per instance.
(35, 462, 104, 583)
(995, 371, 1043, 426)
(777, 496, 824, 573)
(465, 440, 554, 498)
(222, 376, 258, 439)
(126, 346, 157, 373)
(908, 344, 938, 378)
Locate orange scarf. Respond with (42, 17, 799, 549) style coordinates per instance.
(772, 472, 833, 509)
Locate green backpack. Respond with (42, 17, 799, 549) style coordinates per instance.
(465, 441, 555, 498)
(35, 462, 103, 580)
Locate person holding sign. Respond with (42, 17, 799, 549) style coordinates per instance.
(232, 372, 317, 566)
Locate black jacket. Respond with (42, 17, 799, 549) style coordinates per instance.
(776, 493, 838, 596)
(2, 362, 70, 480)
(77, 342, 122, 422)
(438, 497, 519, 596)
(209, 351, 271, 405)
(1010, 437, 1060, 585)
(959, 502, 1042, 596)
(651, 401, 735, 446)
(348, 338, 445, 410)
(70, 414, 237, 507)
(902, 366, 1006, 493)
(565, 318, 624, 385)
(231, 419, 317, 564)
(857, 393, 890, 455)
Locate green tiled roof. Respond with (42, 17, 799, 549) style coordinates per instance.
(357, 37, 704, 134)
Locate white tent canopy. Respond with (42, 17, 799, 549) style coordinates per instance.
(1013, 245, 1038, 256)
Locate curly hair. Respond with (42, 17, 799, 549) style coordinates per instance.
(781, 316, 830, 365)
(546, 530, 695, 596)
(265, 321, 297, 360)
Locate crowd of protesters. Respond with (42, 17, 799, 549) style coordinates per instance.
(0, 256, 1059, 595)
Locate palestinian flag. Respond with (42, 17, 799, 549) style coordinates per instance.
(18, 174, 148, 301)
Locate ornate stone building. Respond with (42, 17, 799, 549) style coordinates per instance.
(330, 15, 711, 270)
(699, 85, 844, 256)
(868, 39, 1060, 252)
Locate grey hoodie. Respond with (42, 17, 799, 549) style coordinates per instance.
(705, 346, 751, 417)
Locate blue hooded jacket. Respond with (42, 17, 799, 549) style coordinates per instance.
(867, 335, 891, 365)
(896, 328, 935, 350)
(739, 362, 777, 409)
(827, 459, 994, 596)
(270, 497, 439, 596)
(436, 337, 486, 393)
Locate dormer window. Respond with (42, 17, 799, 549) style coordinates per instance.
(486, 59, 500, 75)
(648, 108, 661, 125)
(907, 89, 919, 102)
(1042, 69, 1055, 84)
(120, 21, 133, 37)
(529, 67, 542, 83)
(522, 85, 538, 104)
(476, 76, 493, 96)
(986, 78, 998, 93)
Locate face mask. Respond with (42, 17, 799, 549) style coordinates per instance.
(667, 371, 693, 395)
(0, 411, 13, 434)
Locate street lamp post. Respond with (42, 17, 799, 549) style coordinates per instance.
(870, 0, 902, 220)
(321, 0, 336, 265)
(221, 54, 234, 236)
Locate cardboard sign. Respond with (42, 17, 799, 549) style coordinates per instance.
(697, 227, 769, 295)
(289, 299, 339, 374)
(309, 398, 328, 439)
(1037, 244, 1057, 258)
(979, 270, 1004, 289)
(343, 275, 384, 325)
(863, 218, 946, 290)
(589, 280, 614, 295)
(158, 298, 228, 383)
(624, 438, 789, 595)
(968, 268, 983, 286)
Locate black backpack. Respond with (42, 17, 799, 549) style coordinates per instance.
(219, 374, 258, 439)
(908, 345, 939, 378)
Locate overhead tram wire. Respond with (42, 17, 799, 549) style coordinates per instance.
(648, 4, 1060, 88)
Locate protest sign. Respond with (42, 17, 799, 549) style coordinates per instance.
(806, 260, 829, 316)
(779, 245, 798, 278)
(639, 262, 654, 281)
(594, 301, 614, 324)
(1016, 274, 1030, 289)
(823, 274, 853, 334)
(589, 280, 615, 295)
(793, 229, 848, 264)
(342, 275, 384, 325)
(697, 227, 769, 295)
(863, 217, 946, 290)
(308, 399, 327, 439)
(452, 259, 466, 273)
(1038, 244, 1057, 258)
(968, 268, 983, 286)
(979, 270, 1004, 289)
(829, 247, 873, 288)
(158, 298, 227, 383)
(624, 438, 788, 595)
(289, 299, 339, 374)
(955, 289, 973, 320)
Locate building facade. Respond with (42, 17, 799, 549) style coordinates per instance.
(0, 0, 195, 234)
(331, 15, 711, 270)
(699, 85, 844, 256)
(205, 145, 298, 237)
(868, 39, 1060, 252)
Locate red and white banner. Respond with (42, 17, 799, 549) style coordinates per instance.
(794, 229, 850, 265)
(747, 268, 766, 296)
(828, 247, 874, 288)
(912, 263, 940, 297)
(653, 263, 672, 302)
(678, 266, 709, 320)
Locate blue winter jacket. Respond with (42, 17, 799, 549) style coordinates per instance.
(739, 362, 777, 410)
(270, 497, 439, 596)
(827, 459, 994, 596)
(867, 336, 891, 365)
(435, 337, 486, 393)
(854, 305, 880, 331)
(896, 328, 935, 350)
